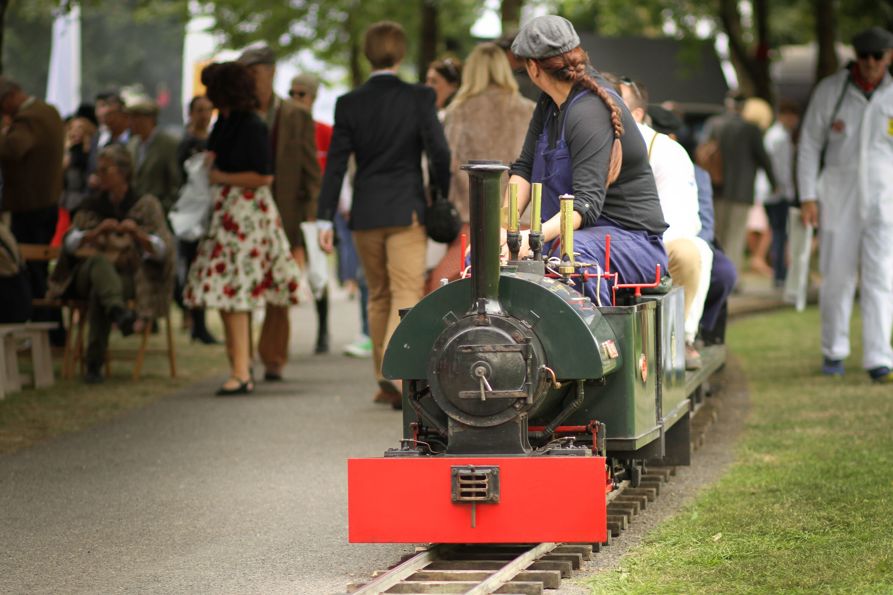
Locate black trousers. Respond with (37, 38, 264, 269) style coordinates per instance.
(11, 206, 65, 344)
(764, 200, 789, 284)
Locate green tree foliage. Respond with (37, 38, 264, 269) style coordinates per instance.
(548, 0, 893, 98)
(194, 0, 483, 87)
(4, 0, 187, 124)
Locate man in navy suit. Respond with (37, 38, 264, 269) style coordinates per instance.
(316, 21, 450, 408)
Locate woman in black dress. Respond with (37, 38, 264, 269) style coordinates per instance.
(184, 62, 301, 396)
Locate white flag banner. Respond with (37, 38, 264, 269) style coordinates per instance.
(46, 4, 81, 117)
(784, 206, 813, 312)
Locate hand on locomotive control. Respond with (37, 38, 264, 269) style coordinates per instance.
(499, 229, 531, 262)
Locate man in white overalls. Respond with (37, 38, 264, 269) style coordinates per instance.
(798, 26, 893, 382)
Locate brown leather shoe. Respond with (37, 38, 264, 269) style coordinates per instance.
(372, 390, 402, 409)
(378, 379, 402, 395)
(373, 390, 392, 404)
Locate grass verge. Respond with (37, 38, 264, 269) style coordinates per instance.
(0, 313, 226, 455)
(587, 306, 893, 594)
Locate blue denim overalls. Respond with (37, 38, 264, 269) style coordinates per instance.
(533, 90, 668, 304)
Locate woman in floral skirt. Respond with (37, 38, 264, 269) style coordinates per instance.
(184, 62, 301, 395)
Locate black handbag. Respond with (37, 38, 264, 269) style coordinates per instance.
(417, 88, 460, 244)
(426, 184, 462, 244)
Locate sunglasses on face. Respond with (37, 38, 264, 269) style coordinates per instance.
(289, 89, 308, 98)
(619, 76, 641, 99)
(857, 51, 886, 61)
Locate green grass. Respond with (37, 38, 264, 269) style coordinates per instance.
(587, 307, 893, 594)
(0, 313, 226, 454)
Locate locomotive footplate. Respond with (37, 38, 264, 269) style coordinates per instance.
(348, 456, 608, 543)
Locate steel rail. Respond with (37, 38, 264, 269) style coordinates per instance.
(463, 541, 558, 594)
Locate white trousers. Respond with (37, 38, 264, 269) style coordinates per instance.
(818, 192, 893, 369)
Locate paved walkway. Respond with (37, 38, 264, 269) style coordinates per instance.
(0, 294, 413, 594)
(0, 278, 789, 594)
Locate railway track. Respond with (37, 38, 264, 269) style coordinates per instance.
(344, 369, 724, 595)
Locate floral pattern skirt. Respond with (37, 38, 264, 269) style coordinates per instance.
(184, 184, 300, 311)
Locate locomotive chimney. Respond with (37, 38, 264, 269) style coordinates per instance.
(461, 161, 509, 316)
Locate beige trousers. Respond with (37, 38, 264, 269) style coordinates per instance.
(353, 221, 427, 381)
(713, 199, 750, 273)
(667, 236, 714, 343)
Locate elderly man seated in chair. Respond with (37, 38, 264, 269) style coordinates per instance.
(49, 144, 174, 384)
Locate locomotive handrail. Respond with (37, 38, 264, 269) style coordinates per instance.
(612, 264, 663, 303)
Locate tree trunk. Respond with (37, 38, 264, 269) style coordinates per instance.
(501, 0, 523, 32)
(346, 7, 362, 88)
(0, 0, 7, 74)
(718, 0, 773, 103)
(418, 0, 438, 83)
(751, 0, 773, 103)
(814, 0, 838, 83)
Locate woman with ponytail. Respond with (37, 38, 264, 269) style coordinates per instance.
(506, 15, 669, 303)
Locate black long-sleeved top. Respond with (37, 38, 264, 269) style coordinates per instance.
(316, 74, 450, 230)
(208, 111, 272, 175)
(510, 72, 667, 236)
(715, 113, 776, 204)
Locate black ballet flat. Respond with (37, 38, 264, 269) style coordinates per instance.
(191, 329, 221, 345)
(215, 378, 254, 396)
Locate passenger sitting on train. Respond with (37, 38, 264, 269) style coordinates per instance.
(643, 105, 738, 347)
(614, 81, 712, 370)
(503, 15, 669, 304)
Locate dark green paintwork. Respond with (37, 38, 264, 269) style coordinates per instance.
(383, 273, 620, 381)
(547, 301, 661, 449)
(642, 288, 688, 425)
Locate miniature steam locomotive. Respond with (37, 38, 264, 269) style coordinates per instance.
(348, 161, 722, 544)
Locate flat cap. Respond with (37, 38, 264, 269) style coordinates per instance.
(290, 73, 320, 96)
(852, 26, 893, 53)
(125, 96, 159, 116)
(648, 106, 683, 136)
(511, 15, 580, 60)
(238, 44, 276, 66)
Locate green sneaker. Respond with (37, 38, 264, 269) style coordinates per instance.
(344, 336, 372, 358)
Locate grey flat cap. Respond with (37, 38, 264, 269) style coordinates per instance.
(852, 26, 893, 53)
(511, 15, 580, 59)
(238, 44, 276, 66)
(125, 96, 159, 117)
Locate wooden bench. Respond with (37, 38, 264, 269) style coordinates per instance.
(18, 243, 176, 381)
(0, 322, 58, 399)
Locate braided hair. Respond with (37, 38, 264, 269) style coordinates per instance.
(535, 47, 624, 186)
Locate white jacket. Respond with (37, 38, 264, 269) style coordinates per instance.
(798, 68, 893, 226)
(636, 122, 701, 242)
(763, 121, 796, 203)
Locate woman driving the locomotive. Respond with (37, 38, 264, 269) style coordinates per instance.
(504, 15, 669, 302)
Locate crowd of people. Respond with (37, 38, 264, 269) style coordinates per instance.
(1, 16, 891, 396)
